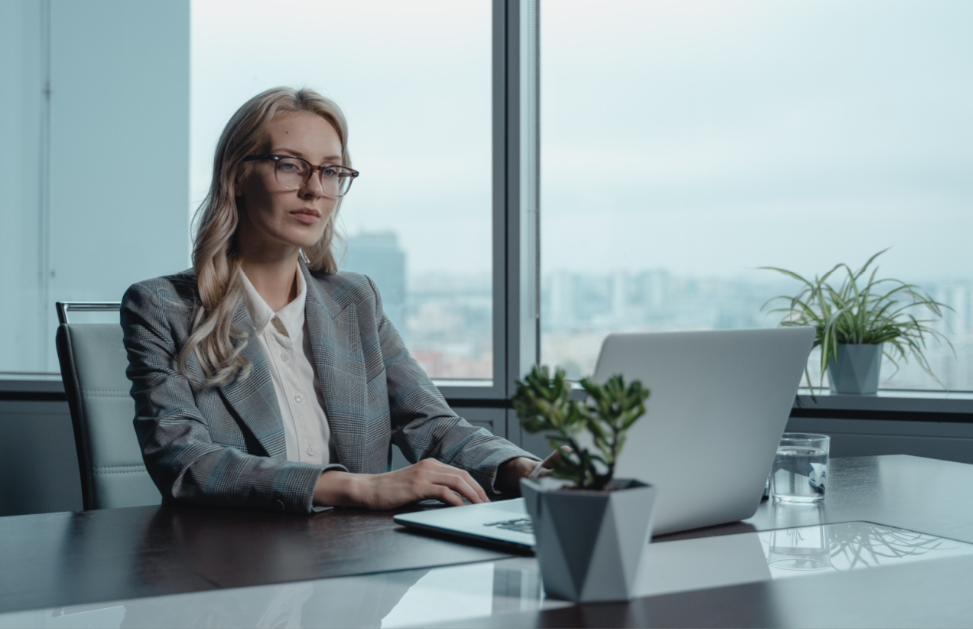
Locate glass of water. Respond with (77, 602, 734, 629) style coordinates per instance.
(771, 433, 830, 505)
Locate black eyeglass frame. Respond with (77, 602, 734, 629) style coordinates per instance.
(243, 154, 359, 197)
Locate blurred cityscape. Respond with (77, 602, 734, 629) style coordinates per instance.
(345, 232, 973, 391)
(541, 270, 973, 393)
(345, 232, 492, 379)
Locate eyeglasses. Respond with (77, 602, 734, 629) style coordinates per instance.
(243, 154, 359, 197)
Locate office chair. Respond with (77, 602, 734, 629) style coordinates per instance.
(55, 302, 161, 510)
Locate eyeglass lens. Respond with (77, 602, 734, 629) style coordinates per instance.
(275, 157, 353, 196)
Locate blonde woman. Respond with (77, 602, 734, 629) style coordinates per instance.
(121, 87, 542, 513)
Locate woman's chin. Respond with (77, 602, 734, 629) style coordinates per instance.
(283, 226, 327, 250)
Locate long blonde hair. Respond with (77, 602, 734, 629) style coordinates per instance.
(178, 86, 351, 386)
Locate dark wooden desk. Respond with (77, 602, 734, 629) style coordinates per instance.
(1, 455, 972, 627)
(0, 501, 516, 615)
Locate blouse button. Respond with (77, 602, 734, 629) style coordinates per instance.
(294, 393, 304, 403)
(306, 445, 315, 456)
(281, 352, 291, 362)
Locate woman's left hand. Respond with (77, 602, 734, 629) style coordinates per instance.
(496, 456, 549, 493)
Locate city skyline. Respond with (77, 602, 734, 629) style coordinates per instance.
(344, 230, 972, 391)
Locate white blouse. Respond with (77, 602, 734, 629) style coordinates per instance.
(240, 268, 336, 466)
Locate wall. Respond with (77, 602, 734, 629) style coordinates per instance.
(785, 416, 973, 464)
(0, 0, 46, 373)
(0, 0, 190, 374)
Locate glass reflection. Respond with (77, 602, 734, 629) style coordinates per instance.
(382, 559, 550, 627)
(765, 525, 831, 572)
(761, 521, 973, 580)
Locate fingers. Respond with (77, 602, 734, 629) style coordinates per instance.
(352, 460, 492, 509)
(429, 485, 466, 507)
(426, 471, 487, 505)
(528, 463, 548, 480)
(527, 447, 572, 481)
(552, 445, 572, 463)
(415, 459, 489, 505)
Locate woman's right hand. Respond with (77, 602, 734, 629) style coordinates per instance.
(313, 459, 490, 510)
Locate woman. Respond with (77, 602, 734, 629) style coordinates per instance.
(121, 87, 541, 513)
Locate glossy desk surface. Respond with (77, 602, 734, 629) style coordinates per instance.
(2, 455, 973, 627)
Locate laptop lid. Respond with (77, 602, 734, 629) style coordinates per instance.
(590, 327, 815, 534)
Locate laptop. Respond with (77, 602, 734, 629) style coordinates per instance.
(394, 327, 816, 550)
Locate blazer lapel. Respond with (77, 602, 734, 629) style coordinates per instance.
(302, 263, 367, 472)
(218, 301, 288, 458)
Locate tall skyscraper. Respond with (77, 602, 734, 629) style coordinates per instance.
(344, 232, 407, 341)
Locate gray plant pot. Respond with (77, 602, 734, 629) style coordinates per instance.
(520, 477, 657, 602)
(827, 343, 883, 395)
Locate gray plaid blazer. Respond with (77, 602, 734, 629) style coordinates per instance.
(121, 262, 535, 513)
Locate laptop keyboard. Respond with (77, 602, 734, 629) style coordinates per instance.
(484, 518, 534, 534)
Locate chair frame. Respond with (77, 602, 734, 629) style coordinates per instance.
(55, 301, 123, 511)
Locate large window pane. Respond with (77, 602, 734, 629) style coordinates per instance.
(192, 0, 493, 380)
(541, 0, 973, 390)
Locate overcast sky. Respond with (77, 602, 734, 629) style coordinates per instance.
(193, 0, 972, 284)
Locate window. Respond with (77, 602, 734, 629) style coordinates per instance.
(541, 0, 973, 391)
(192, 0, 495, 381)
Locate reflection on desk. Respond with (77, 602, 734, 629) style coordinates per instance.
(762, 521, 973, 578)
(3, 521, 970, 629)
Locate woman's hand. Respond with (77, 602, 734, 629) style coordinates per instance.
(313, 459, 490, 510)
(496, 447, 570, 493)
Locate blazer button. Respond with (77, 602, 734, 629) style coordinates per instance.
(274, 499, 285, 512)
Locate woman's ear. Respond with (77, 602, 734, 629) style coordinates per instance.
(232, 170, 247, 207)
(233, 161, 250, 190)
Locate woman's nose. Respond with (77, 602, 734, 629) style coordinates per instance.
(300, 171, 326, 198)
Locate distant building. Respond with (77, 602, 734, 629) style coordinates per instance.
(344, 232, 407, 340)
(545, 271, 578, 330)
(936, 283, 971, 338)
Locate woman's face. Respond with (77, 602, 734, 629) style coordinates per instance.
(236, 111, 343, 257)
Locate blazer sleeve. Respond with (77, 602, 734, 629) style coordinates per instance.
(365, 277, 540, 493)
(121, 279, 344, 513)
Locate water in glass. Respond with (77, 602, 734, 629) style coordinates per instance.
(772, 446, 828, 504)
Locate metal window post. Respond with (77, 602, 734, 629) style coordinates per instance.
(502, 0, 541, 399)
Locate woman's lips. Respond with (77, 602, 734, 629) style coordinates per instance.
(291, 208, 321, 224)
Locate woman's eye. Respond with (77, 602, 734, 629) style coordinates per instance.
(321, 167, 338, 177)
(278, 161, 299, 172)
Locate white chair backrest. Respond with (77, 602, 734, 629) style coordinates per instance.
(56, 302, 161, 510)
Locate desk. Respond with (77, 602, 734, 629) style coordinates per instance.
(1, 455, 973, 627)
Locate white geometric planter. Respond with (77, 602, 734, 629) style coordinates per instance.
(520, 478, 657, 602)
(827, 343, 883, 395)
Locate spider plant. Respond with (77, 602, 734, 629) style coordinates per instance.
(761, 249, 953, 395)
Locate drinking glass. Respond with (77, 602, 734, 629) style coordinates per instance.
(771, 433, 830, 504)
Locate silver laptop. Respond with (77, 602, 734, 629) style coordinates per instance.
(394, 327, 816, 549)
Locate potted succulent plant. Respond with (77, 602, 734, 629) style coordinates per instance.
(762, 250, 952, 396)
(512, 365, 655, 602)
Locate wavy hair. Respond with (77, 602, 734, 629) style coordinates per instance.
(178, 86, 351, 387)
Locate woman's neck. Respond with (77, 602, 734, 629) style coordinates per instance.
(239, 253, 301, 312)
